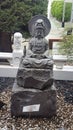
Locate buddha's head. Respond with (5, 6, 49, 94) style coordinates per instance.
(34, 19, 45, 38)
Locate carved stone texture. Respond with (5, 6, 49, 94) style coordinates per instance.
(17, 67, 53, 90)
(11, 90, 57, 118)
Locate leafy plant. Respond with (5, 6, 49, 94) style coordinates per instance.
(51, 1, 72, 22)
(0, 0, 48, 37)
(59, 30, 73, 61)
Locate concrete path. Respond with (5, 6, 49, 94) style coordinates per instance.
(46, 0, 65, 55)
(46, 0, 64, 40)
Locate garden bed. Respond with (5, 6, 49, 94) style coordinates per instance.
(0, 78, 73, 130)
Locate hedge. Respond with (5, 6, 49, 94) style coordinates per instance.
(51, 1, 72, 22)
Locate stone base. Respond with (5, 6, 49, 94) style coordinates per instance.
(17, 68, 53, 90)
(11, 90, 57, 118)
(12, 80, 42, 92)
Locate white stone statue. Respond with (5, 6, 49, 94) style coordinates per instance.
(12, 32, 23, 66)
(13, 32, 22, 49)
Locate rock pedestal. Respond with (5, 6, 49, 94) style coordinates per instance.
(16, 62, 53, 90)
(11, 62, 57, 118)
(11, 90, 56, 118)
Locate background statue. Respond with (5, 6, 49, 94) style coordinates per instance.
(13, 32, 22, 49)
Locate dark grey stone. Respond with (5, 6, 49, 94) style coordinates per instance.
(17, 68, 53, 90)
(11, 90, 57, 118)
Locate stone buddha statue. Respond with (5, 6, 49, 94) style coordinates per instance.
(16, 15, 54, 90)
(22, 19, 53, 69)
(11, 16, 57, 118)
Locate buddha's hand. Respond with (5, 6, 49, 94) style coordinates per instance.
(30, 54, 37, 58)
(41, 54, 47, 58)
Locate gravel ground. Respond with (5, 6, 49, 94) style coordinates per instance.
(0, 78, 73, 130)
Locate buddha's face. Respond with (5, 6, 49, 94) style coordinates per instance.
(34, 19, 45, 38)
(35, 28, 44, 38)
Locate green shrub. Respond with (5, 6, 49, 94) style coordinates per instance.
(0, 0, 48, 38)
(59, 32, 73, 57)
(51, 1, 72, 22)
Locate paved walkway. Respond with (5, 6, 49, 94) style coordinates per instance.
(46, 0, 64, 40)
(46, 0, 65, 54)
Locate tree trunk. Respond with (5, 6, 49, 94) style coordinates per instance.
(0, 32, 12, 52)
